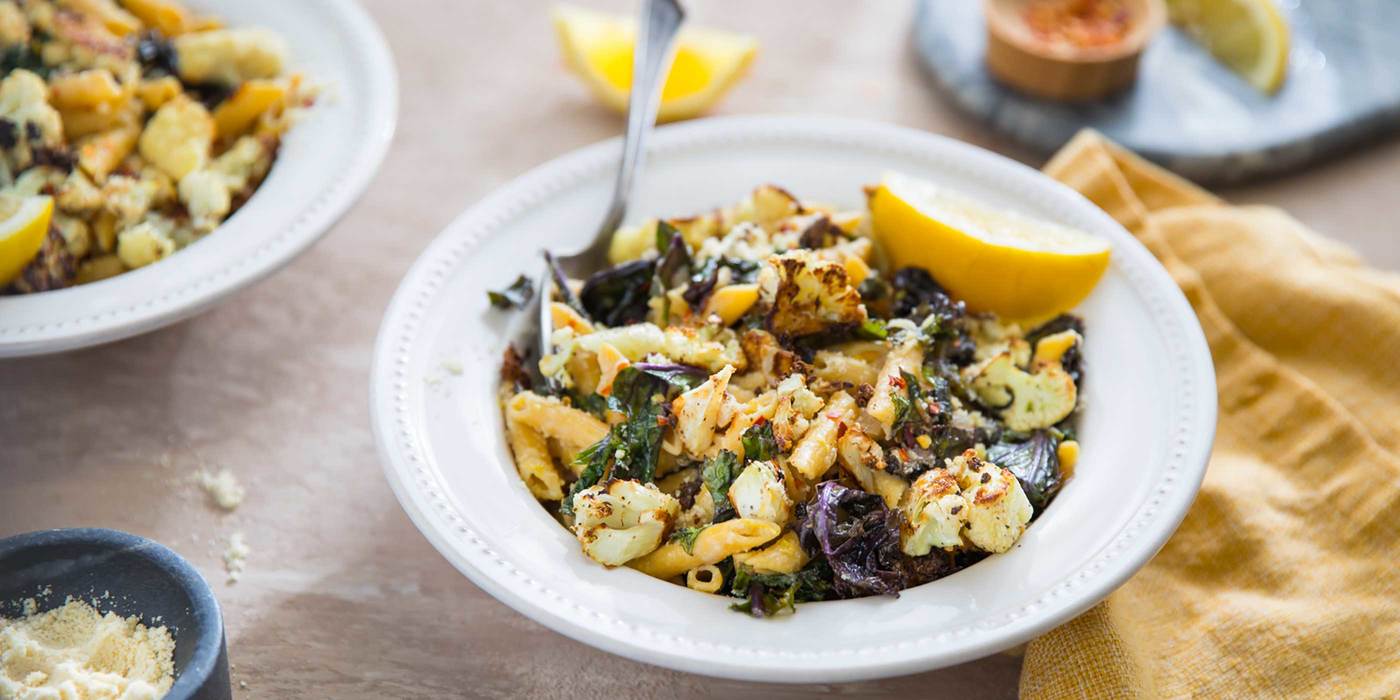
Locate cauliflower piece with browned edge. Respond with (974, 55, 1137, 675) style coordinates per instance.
(757, 250, 867, 337)
(946, 451, 1033, 554)
(727, 460, 793, 525)
(116, 222, 175, 269)
(671, 365, 735, 456)
(899, 468, 970, 556)
(138, 95, 214, 180)
(174, 28, 286, 86)
(964, 344, 1078, 432)
(572, 480, 680, 567)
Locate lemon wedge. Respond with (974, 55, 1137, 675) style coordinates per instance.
(552, 4, 757, 122)
(869, 173, 1110, 322)
(0, 194, 54, 286)
(1168, 0, 1290, 94)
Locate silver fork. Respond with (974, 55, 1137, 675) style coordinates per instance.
(535, 0, 686, 361)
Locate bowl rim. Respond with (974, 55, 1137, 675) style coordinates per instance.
(371, 113, 1217, 682)
(0, 527, 226, 698)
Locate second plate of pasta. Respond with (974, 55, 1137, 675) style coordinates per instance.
(372, 115, 1216, 682)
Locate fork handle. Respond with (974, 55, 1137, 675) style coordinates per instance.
(599, 0, 686, 237)
(536, 0, 685, 363)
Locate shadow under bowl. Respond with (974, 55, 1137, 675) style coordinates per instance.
(0, 528, 231, 700)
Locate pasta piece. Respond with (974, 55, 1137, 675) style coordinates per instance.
(121, 0, 192, 35)
(836, 428, 907, 508)
(65, 0, 141, 36)
(505, 392, 608, 465)
(732, 530, 809, 575)
(789, 391, 855, 481)
(629, 518, 781, 580)
(574, 322, 745, 373)
(76, 123, 139, 181)
(135, 76, 182, 110)
(686, 565, 724, 594)
(550, 301, 594, 334)
(865, 339, 924, 437)
(48, 69, 124, 109)
(505, 413, 564, 501)
(563, 349, 601, 396)
(811, 351, 878, 388)
(212, 79, 286, 140)
(594, 342, 628, 397)
(704, 283, 759, 326)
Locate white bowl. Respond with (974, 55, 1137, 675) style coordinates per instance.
(0, 0, 397, 357)
(371, 115, 1216, 682)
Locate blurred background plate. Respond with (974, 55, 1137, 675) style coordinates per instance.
(915, 0, 1400, 184)
(0, 0, 397, 357)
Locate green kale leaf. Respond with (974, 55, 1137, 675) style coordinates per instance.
(487, 274, 534, 310)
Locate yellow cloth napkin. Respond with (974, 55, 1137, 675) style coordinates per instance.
(1019, 131, 1400, 699)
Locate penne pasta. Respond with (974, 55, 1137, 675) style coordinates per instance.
(505, 413, 565, 501)
(686, 565, 724, 594)
(506, 391, 609, 463)
(788, 391, 855, 481)
(629, 518, 781, 580)
(865, 339, 924, 436)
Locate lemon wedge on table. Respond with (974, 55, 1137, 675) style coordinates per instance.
(869, 173, 1110, 323)
(0, 195, 54, 286)
(552, 4, 758, 122)
(1167, 0, 1290, 94)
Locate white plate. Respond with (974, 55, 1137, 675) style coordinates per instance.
(371, 115, 1216, 682)
(0, 0, 397, 357)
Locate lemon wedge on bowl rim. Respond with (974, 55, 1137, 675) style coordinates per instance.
(1167, 0, 1290, 94)
(869, 172, 1110, 323)
(0, 194, 54, 287)
(552, 4, 757, 122)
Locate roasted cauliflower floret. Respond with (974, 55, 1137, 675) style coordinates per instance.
(965, 351, 1077, 431)
(738, 329, 802, 388)
(727, 460, 793, 525)
(210, 134, 274, 191)
(900, 468, 969, 556)
(0, 69, 63, 167)
(671, 365, 735, 456)
(174, 28, 287, 86)
(572, 479, 680, 567)
(138, 95, 214, 180)
(116, 221, 175, 269)
(757, 250, 867, 337)
(178, 168, 231, 232)
(675, 485, 716, 529)
(736, 184, 804, 231)
(962, 461, 1033, 554)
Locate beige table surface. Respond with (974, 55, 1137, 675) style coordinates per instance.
(3, 1, 1399, 697)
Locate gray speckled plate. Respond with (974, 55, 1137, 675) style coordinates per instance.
(915, 0, 1400, 184)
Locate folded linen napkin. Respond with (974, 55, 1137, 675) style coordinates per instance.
(1019, 131, 1400, 699)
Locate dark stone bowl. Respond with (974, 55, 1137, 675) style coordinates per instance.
(0, 528, 231, 700)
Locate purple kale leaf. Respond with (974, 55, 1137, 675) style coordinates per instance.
(797, 481, 906, 598)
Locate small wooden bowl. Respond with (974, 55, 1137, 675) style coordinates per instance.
(984, 0, 1165, 101)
